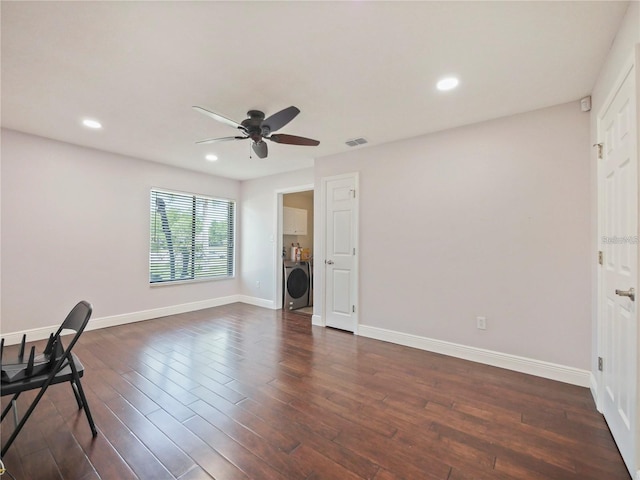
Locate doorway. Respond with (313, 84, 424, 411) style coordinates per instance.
(277, 189, 314, 314)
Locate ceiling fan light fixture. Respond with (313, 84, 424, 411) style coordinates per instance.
(436, 76, 459, 91)
(82, 118, 102, 129)
(205, 154, 218, 162)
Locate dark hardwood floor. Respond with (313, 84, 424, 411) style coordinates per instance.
(1, 303, 630, 479)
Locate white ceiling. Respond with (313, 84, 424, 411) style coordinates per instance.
(1, 1, 629, 180)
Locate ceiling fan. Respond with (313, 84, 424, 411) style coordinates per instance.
(193, 105, 320, 159)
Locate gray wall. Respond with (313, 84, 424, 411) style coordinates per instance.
(314, 101, 591, 369)
(1, 129, 241, 333)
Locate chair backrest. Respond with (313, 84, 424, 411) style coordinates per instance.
(2, 301, 92, 384)
(61, 301, 92, 334)
(50, 301, 92, 358)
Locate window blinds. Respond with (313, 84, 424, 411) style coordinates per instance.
(149, 189, 235, 284)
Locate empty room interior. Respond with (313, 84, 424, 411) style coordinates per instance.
(1, 2, 640, 479)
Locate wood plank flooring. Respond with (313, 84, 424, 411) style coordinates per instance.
(1, 303, 630, 479)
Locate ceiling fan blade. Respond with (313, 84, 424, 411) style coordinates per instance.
(268, 133, 320, 146)
(262, 106, 300, 132)
(193, 106, 245, 130)
(195, 136, 247, 145)
(252, 140, 268, 158)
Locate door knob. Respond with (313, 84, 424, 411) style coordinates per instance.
(325, 259, 334, 265)
(615, 287, 635, 301)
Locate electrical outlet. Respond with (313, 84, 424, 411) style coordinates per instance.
(256, 281, 260, 289)
(476, 316, 487, 330)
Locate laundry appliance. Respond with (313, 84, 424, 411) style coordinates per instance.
(283, 260, 310, 310)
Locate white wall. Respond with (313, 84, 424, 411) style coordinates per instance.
(1, 129, 240, 334)
(239, 168, 314, 305)
(315, 101, 591, 369)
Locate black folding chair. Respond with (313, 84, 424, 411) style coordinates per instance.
(0, 301, 98, 457)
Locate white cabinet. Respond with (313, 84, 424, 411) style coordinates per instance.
(283, 207, 308, 235)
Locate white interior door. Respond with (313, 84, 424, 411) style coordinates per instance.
(324, 174, 358, 332)
(599, 61, 638, 478)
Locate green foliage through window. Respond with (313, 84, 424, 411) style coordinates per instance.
(149, 189, 235, 283)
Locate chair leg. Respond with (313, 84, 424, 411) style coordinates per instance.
(69, 361, 97, 437)
(11, 399, 19, 427)
(74, 378, 97, 437)
(0, 393, 19, 421)
(70, 380, 83, 409)
(1, 382, 51, 457)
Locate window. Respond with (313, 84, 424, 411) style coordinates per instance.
(149, 189, 235, 284)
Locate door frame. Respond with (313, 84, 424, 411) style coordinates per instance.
(319, 172, 359, 332)
(274, 184, 314, 310)
(595, 48, 639, 478)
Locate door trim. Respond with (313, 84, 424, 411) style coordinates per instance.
(319, 172, 359, 332)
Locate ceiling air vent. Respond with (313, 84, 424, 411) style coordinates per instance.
(345, 137, 368, 147)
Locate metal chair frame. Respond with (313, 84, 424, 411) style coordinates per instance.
(0, 301, 97, 457)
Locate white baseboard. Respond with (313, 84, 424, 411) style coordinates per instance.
(1, 295, 243, 345)
(237, 295, 276, 309)
(0, 303, 591, 388)
(590, 372, 601, 411)
(358, 324, 590, 387)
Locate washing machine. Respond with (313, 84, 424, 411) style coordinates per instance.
(283, 260, 310, 310)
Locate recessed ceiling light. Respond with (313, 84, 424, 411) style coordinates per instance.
(82, 118, 102, 129)
(436, 77, 459, 91)
(205, 154, 218, 162)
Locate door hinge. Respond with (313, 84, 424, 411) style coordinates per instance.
(351, 189, 356, 198)
(598, 357, 603, 371)
(598, 251, 603, 265)
(353, 247, 356, 255)
(594, 143, 603, 160)
(352, 305, 356, 313)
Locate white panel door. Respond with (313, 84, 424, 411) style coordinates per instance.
(599, 62, 638, 478)
(324, 174, 358, 332)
